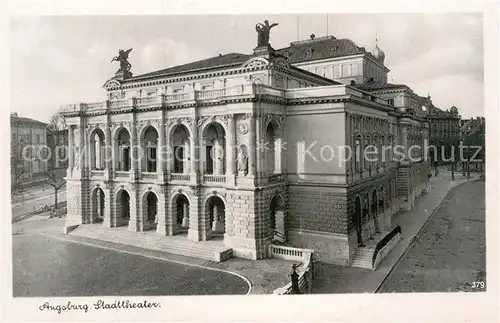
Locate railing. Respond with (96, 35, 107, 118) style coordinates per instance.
(271, 246, 315, 295)
(165, 93, 190, 102)
(141, 172, 157, 180)
(170, 173, 190, 181)
(109, 99, 130, 109)
(114, 171, 129, 179)
(195, 88, 226, 100)
(86, 102, 107, 111)
(372, 225, 402, 269)
(269, 245, 313, 261)
(90, 170, 105, 177)
(203, 174, 226, 183)
(136, 95, 164, 106)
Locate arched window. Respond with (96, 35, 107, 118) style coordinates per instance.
(355, 134, 362, 172)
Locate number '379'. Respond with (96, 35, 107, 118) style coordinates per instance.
(472, 281, 485, 288)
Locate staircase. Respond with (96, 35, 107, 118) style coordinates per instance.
(351, 231, 389, 270)
(70, 224, 233, 262)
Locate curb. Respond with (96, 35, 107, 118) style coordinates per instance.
(374, 179, 479, 293)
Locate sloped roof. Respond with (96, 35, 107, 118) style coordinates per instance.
(353, 80, 408, 91)
(129, 53, 251, 81)
(10, 115, 47, 126)
(275, 36, 368, 64)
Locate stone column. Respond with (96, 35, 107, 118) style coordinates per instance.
(226, 114, 235, 185)
(165, 123, 172, 177)
(248, 114, 256, 176)
(156, 192, 168, 236)
(190, 121, 198, 184)
(158, 121, 166, 181)
(214, 139, 224, 175)
(256, 114, 262, 177)
(184, 139, 191, 174)
(104, 126, 112, 180)
(68, 125, 74, 175)
(211, 204, 219, 231)
(96, 189, 101, 223)
(130, 118, 139, 180)
(182, 201, 189, 227)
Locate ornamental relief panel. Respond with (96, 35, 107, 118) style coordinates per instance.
(196, 114, 232, 130)
(166, 117, 194, 129)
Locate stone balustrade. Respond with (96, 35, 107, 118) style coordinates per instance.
(170, 173, 191, 182)
(203, 174, 226, 184)
(60, 83, 386, 115)
(269, 245, 315, 295)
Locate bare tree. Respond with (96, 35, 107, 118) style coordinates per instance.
(47, 114, 67, 133)
(44, 168, 66, 209)
(11, 154, 26, 197)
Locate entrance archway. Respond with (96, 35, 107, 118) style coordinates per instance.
(116, 189, 130, 226)
(91, 187, 105, 223)
(355, 196, 362, 245)
(270, 194, 285, 242)
(144, 191, 158, 231)
(174, 194, 190, 232)
(206, 196, 225, 235)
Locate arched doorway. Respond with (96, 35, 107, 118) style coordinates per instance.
(171, 124, 191, 174)
(141, 126, 159, 173)
(115, 128, 131, 171)
(144, 191, 158, 231)
(90, 129, 106, 170)
(355, 196, 362, 245)
(270, 194, 286, 242)
(91, 187, 105, 223)
(116, 189, 130, 227)
(202, 123, 226, 175)
(206, 196, 225, 235)
(174, 194, 190, 233)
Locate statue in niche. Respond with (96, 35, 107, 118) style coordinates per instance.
(236, 146, 249, 175)
(111, 48, 133, 74)
(255, 20, 279, 47)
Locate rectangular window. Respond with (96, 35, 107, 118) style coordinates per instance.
(351, 64, 358, 76)
(36, 134, 40, 144)
(342, 64, 349, 77)
(387, 99, 394, 106)
(334, 65, 341, 78)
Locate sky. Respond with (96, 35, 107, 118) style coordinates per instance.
(10, 14, 484, 122)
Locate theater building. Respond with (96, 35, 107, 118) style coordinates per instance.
(61, 25, 429, 266)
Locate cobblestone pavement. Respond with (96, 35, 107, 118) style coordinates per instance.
(378, 180, 485, 292)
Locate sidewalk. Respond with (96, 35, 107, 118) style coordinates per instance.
(312, 171, 480, 293)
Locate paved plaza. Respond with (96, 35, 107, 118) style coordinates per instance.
(378, 179, 485, 292)
(12, 215, 294, 296)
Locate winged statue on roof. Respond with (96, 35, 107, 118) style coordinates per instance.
(255, 20, 279, 47)
(111, 48, 133, 73)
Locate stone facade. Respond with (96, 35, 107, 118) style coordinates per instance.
(60, 29, 431, 266)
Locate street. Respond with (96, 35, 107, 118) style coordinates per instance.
(378, 180, 486, 292)
(11, 187, 67, 220)
(13, 232, 249, 296)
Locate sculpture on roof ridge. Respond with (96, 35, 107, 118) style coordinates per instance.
(255, 20, 279, 48)
(111, 48, 133, 74)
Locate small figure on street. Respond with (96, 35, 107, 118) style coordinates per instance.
(290, 263, 301, 294)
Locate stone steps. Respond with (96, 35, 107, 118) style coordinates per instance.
(70, 225, 233, 262)
(351, 248, 375, 269)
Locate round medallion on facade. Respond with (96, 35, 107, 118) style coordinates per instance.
(238, 123, 249, 135)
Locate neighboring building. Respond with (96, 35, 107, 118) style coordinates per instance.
(10, 113, 48, 181)
(460, 117, 485, 171)
(60, 25, 430, 266)
(47, 129, 69, 170)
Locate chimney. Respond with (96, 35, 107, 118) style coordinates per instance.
(10, 112, 18, 117)
(350, 80, 356, 86)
